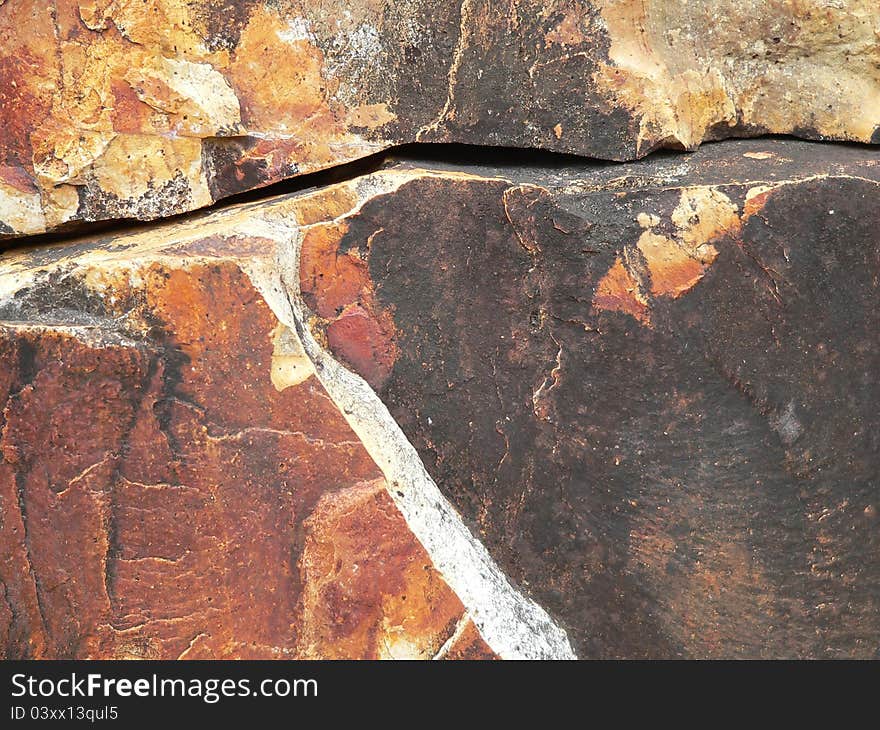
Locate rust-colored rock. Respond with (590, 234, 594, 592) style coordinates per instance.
(2, 138, 880, 659)
(2, 0, 880, 236)
(0, 197, 499, 658)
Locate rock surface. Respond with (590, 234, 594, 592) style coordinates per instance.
(2, 0, 880, 236)
(2, 138, 879, 658)
(0, 198, 503, 658)
(305, 139, 880, 658)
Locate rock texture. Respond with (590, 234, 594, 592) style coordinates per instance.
(2, 138, 879, 659)
(304, 139, 880, 659)
(2, 0, 880, 236)
(0, 197, 505, 658)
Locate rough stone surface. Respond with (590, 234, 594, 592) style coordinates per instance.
(2, 138, 879, 659)
(0, 203, 497, 658)
(2, 0, 880, 236)
(304, 139, 880, 659)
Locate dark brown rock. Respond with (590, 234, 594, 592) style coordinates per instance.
(305, 139, 880, 658)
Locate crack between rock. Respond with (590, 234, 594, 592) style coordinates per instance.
(5, 135, 878, 255)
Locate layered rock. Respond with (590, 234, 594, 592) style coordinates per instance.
(2, 0, 879, 236)
(2, 138, 879, 658)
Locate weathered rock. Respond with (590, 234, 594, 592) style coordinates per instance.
(2, 0, 879, 236)
(2, 138, 879, 659)
(0, 200, 511, 658)
(302, 139, 880, 659)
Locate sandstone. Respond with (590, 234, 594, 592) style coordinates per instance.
(0, 203, 506, 658)
(304, 138, 880, 658)
(1, 138, 879, 658)
(2, 0, 880, 236)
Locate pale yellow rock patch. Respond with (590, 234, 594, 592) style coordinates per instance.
(270, 323, 314, 391)
(125, 57, 241, 135)
(0, 181, 45, 234)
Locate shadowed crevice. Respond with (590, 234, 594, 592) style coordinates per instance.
(4, 134, 878, 256)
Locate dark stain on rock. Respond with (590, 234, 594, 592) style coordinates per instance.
(202, 136, 270, 202)
(75, 172, 194, 224)
(192, 0, 263, 52)
(315, 163, 880, 658)
(0, 269, 144, 333)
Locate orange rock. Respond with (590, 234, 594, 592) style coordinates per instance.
(0, 192, 493, 659)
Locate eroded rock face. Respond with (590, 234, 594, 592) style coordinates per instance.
(2, 139, 879, 659)
(302, 139, 880, 659)
(2, 0, 879, 236)
(0, 204, 499, 658)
